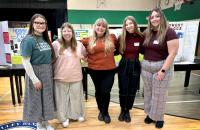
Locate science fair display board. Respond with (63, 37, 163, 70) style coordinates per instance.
(169, 20, 199, 62)
(0, 21, 29, 65)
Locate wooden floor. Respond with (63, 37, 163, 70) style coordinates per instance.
(0, 77, 200, 130)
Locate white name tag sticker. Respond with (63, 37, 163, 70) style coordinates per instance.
(153, 40, 159, 44)
(134, 42, 140, 46)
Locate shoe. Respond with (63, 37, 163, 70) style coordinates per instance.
(156, 121, 164, 128)
(118, 109, 125, 121)
(46, 125, 54, 130)
(43, 122, 54, 130)
(98, 112, 104, 121)
(62, 119, 69, 128)
(103, 114, 111, 124)
(36, 122, 46, 130)
(124, 111, 131, 123)
(144, 115, 154, 124)
(78, 117, 85, 122)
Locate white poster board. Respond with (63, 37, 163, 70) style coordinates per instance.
(0, 21, 11, 66)
(8, 22, 29, 64)
(169, 20, 199, 62)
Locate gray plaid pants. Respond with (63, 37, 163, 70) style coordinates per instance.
(141, 59, 173, 121)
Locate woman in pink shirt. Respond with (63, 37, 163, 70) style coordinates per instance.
(52, 22, 86, 128)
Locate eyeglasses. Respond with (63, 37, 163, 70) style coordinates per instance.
(34, 21, 46, 25)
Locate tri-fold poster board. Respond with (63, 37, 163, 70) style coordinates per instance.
(169, 20, 199, 62)
(0, 21, 29, 66)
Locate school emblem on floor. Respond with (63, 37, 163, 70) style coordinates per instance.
(0, 121, 36, 130)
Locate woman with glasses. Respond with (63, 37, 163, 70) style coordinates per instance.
(21, 14, 55, 130)
(141, 8, 179, 128)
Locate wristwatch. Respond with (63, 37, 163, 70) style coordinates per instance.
(161, 69, 166, 73)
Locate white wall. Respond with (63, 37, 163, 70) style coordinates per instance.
(68, 0, 158, 11)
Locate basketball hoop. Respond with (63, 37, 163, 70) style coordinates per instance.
(174, 0, 184, 11)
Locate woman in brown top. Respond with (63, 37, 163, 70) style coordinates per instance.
(141, 8, 179, 128)
(81, 18, 117, 124)
(118, 16, 144, 123)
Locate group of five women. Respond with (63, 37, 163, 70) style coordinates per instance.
(20, 7, 179, 130)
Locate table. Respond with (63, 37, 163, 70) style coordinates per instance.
(0, 65, 25, 105)
(0, 65, 89, 105)
(0, 67, 15, 105)
(174, 61, 200, 87)
(11, 65, 25, 104)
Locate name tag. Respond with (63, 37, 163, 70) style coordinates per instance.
(134, 42, 140, 46)
(153, 40, 159, 44)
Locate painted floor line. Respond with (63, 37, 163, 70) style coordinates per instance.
(134, 100, 200, 106)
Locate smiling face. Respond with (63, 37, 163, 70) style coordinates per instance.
(94, 21, 107, 38)
(62, 26, 73, 42)
(150, 11, 161, 29)
(125, 19, 135, 33)
(33, 17, 47, 35)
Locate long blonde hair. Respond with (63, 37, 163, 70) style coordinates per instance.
(143, 8, 168, 45)
(89, 18, 114, 54)
(119, 16, 143, 54)
(58, 22, 77, 55)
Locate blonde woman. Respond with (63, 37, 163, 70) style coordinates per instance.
(81, 18, 118, 124)
(52, 22, 86, 128)
(141, 8, 179, 128)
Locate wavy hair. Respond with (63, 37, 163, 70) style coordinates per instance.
(89, 18, 114, 54)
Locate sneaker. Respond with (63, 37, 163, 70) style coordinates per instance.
(62, 119, 69, 128)
(43, 122, 54, 130)
(144, 115, 154, 124)
(103, 114, 111, 124)
(156, 121, 164, 128)
(98, 112, 104, 121)
(78, 117, 85, 122)
(36, 122, 46, 130)
(46, 125, 54, 130)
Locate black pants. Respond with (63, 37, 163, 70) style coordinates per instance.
(88, 68, 116, 115)
(118, 58, 141, 110)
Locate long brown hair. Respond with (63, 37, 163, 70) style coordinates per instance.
(119, 16, 143, 54)
(89, 18, 114, 54)
(58, 22, 77, 55)
(28, 13, 55, 59)
(143, 8, 168, 45)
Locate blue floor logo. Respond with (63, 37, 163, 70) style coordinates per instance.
(0, 121, 36, 130)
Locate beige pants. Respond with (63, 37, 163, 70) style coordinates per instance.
(54, 80, 85, 122)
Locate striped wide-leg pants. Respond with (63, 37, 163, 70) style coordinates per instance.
(141, 59, 173, 121)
